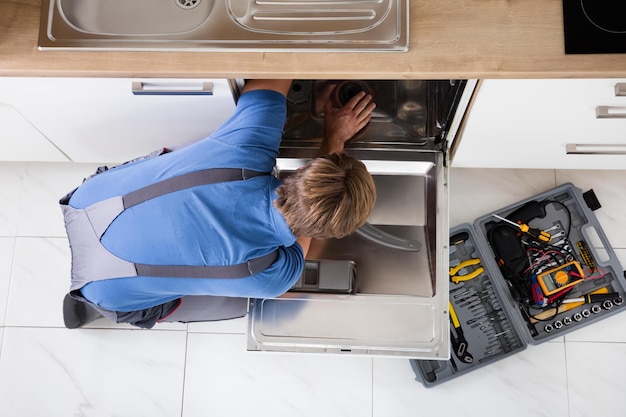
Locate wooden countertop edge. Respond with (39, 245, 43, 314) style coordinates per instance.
(4, 46, 626, 79)
(5, 69, 626, 80)
(2, 0, 626, 79)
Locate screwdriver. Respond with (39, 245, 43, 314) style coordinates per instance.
(562, 292, 619, 304)
(492, 214, 552, 242)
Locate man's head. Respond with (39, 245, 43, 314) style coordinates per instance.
(274, 153, 376, 239)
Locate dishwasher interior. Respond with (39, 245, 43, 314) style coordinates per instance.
(247, 80, 475, 358)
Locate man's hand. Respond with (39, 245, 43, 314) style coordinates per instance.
(320, 91, 376, 155)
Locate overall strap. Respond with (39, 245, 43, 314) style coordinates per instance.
(63, 167, 277, 287)
(135, 251, 279, 279)
(123, 168, 267, 208)
(122, 168, 277, 279)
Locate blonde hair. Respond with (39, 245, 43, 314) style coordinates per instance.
(274, 153, 376, 239)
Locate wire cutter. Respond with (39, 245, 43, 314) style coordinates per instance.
(449, 258, 484, 284)
(449, 301, 474, 364)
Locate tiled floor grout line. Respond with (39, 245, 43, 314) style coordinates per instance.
(1, 237, 17, 334)
(563, 341, 572, 417)
(180, 331, 190, 417)
(370, 357, 375, 417)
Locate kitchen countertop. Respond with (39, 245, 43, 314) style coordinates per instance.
(1, 0, 625, 79)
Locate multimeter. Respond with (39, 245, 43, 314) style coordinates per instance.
(537, 261, 585, 296)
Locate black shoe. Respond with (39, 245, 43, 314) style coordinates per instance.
(63, 293, 102, 329)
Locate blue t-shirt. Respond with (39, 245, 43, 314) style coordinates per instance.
(70, 90, 304, 312)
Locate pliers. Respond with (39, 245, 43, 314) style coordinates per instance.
(449, 258, 484, 284)
(449, 301, 474, 364)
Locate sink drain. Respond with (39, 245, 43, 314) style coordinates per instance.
(175, 0, 201, 10)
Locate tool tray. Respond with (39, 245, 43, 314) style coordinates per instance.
(411, 183, 625, 387)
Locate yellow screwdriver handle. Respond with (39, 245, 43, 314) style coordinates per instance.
(528, 227, 551, 242)
(449, 301, 460, 328)
(519, 223, 552, 242)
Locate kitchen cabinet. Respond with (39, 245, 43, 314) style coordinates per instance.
(451, 79, 626, 170)
(0, 99, 68, 162)
(0, 78, 236, 163)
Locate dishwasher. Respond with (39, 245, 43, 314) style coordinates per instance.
(246, 79, 479, 359)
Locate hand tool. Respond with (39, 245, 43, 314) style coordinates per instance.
(492, 214, 552, 243)
(451, 287, 471, 297)
(449, 302, 474, 364)
(562, 291, 619, 304)
(469, 317, 495, 329)
(449, 357, 458, 372)
(458, 296, 481, 308)
(450, 258, 484, 284)
(544, 224, 562, 233)
(576, 240, 597, 271)
(529, 287, 609, 323)
(450, 232, 470, 246)
(449, 232, 471, 258)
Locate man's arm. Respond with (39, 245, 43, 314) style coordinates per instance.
(241, 79, 293, 97)
(296, 236, 311, 258)
(319, 91, 376, 155)
(241, 79, 307, 252)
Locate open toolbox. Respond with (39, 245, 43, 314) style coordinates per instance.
(411, 183, 626, 386)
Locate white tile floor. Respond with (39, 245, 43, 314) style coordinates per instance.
(0, 162, 624, 417)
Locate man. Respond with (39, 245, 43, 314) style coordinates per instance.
(61, 79, 377, 328)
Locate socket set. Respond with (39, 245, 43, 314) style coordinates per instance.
(412, 183, 626, 386)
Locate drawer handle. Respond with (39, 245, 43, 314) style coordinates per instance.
(616, 83, 626, 97)
(566, 144, 626, 155)
(596, 106, 626, 118)
(131, 81, 214, 96)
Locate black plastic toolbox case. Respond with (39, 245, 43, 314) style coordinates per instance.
(411, 183, 625, 387)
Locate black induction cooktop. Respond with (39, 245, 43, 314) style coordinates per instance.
(563, 0, 626, 54)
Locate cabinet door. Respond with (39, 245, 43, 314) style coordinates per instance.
(452, 79, 626, 170)
(0, 78, 236, 163)
(0, 97, 68, 162)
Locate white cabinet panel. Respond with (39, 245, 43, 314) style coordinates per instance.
(0, 78, 236, 163)
(452, 79, 626, 170)
(0, 100, 68, 162)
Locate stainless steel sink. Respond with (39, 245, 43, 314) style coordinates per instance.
(56, 0, 215, 35)
(39, 0, 408, 51)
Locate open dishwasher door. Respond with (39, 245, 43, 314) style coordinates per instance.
(247, 80, 478, 359)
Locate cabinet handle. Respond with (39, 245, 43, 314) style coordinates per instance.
(616, 83, 626, 97)
(566, 144, 626, 155)
(595, 106, 626, 118)
(131, 81, 214, 96)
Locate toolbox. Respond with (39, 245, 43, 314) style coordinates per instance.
(411, 183, 625, 386)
